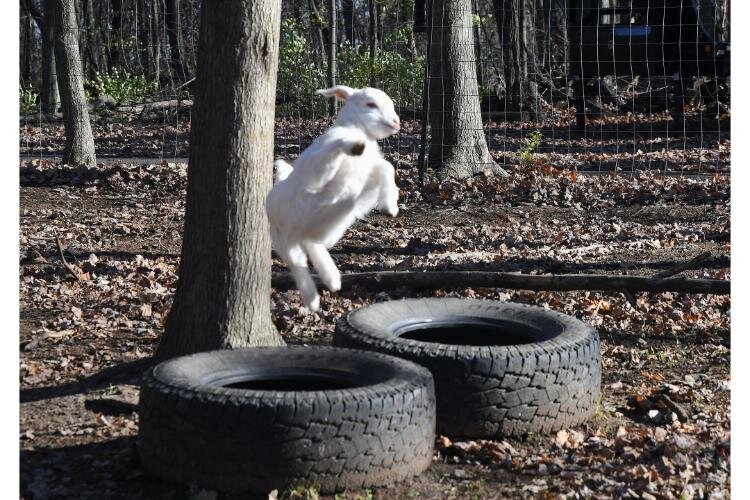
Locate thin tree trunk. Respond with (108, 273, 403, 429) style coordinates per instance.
(472, 0, 483, 85)
(152, 0, 161, 84)
(140, 0, 154, 76)
(341, 0, 354, 44)
(50, 0, 96, 168)
(428, 0, 505, 179)
(109, 0, 122, 69)
(327, 0, 336, 116)
(495, 0, 522, 112)
(82, 0, 106, 74)
(368, 0, 377, 85)
(165, 0, 186, 80)
(22, 14, 33, 82)
(308, 0, 330, 70)
(159, 0, 284, 357)
(41, 0, 60, 114)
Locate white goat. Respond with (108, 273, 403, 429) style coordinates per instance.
(266, 85, 401, 312)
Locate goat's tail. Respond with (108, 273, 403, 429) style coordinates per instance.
(274, 159, 294, 183)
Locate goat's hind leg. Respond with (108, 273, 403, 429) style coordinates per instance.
(376, 159, 399, 217)
(277, 242, 320, 312)
(304, 242, 341, 292)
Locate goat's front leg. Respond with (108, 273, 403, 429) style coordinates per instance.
(304, 242, 341, 292)
(334, 137, 367, 156)
(375, 159, 399, 217)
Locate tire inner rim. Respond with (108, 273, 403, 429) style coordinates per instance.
(391, 317, 553, 346)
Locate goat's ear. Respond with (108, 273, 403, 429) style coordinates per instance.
(315, 85, 355, 101)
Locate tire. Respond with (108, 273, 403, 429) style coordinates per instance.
(138, 346, 436, 494)
(334, 298, 601, 438)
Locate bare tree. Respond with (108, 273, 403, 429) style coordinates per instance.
(327, 0, 336, 116)
(341, 0, 354, 43)
(34, 0, 60, 114)
(165, 0, 187, 80)
(50, 0, 96, 167)
(158, 0, 285, 358)
(428, 0, 505, 179)
(493, 0, 540, 118)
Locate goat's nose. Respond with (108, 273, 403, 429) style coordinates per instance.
(392, 118, 401, 131)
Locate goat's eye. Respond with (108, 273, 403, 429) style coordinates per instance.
(366, 102, 378, 109)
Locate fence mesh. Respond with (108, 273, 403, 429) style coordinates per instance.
(19, 0, 730, 175)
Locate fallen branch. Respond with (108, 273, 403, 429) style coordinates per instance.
(655, 251, 712, 278)
(114, 99, 193, 114)
(54, 231, 82, 281)
(272, 271, 729, 295)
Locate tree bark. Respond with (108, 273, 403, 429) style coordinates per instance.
(368, 0, 377, 85)
(493, 0, 540, 118)
(50, 0, 96, 167)
(22, 12, 33, 83)
(158, 0, 284, 358)
(151, 0, 161, 84)
(165, 0, 187, 80)
(109, 0, 122, 69)
(428, 0, 505, 179)
(41, 0, 60, 114)
(82, 0, 106, 74)
(327, 0, 336, 116)
(341, 0, 354, 44)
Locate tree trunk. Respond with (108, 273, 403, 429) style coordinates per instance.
(158, 0, 284, 358)
(472, 0, 483, 85)
(165, 0, 187, 80)
(109, 0, 122, 69)
(428, 0, 505, 179)
(151, 0, 161, 84)
(494, 0, 540, 117)
(309, 0, 330, 71)
(495, 0, 521, 112)
(368, 0, 377, 85)
(41, 0, 60, 114)
(327, 0, 336, 116)
(341, 0, 354, 44)
(50, 0, 96, 168)
(82, 0, 106, 74)
(22, 14, 33, 83)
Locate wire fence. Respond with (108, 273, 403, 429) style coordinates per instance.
(19, 0, 730, 175)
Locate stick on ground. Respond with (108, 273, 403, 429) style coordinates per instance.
(272, 270, 730, 295)
(655, 251, 712, 278)
(54, 231, 82, 281)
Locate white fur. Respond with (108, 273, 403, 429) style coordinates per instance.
(266, 86, 401, 312)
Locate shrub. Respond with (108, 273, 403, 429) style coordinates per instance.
(519, 130, 543, 165)
(19, 85, 39, 115)
(84, 68, 156, 104)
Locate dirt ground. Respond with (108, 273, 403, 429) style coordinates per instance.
(19, 119, 730, 499)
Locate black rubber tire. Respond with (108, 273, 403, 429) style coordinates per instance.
(334, 298, 601, 438)
(138, 346, 436, 494)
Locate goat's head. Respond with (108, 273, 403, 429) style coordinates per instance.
(316, 85, 400, 140)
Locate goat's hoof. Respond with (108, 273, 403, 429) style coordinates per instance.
(304, 295, 320, 313)
(327, 274, 341, 292)
(350, 142, 365, 156)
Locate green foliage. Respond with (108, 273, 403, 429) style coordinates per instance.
(20, 84, 39, 115)
(519, 130, 543, 165)
(338, 44, 424, 109)
(286, 485, 320, 500)
(277, 19, 424, 116)
(84, 68, 156, 104)
(277, 19, 327, 116)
